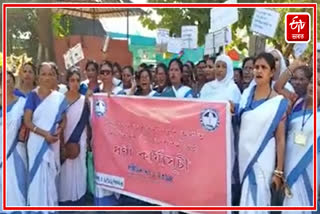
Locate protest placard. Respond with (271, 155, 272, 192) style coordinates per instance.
(181, 25, 198, 49)
(210, 0, 238, 33)
(167, 37, 183, 54)
(250, 8, 280, 38)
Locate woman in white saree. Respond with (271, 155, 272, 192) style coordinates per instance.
(237, 52, 288, 213)
(24, 62, 68, 206)
(1, 71, 27, 207)
(59, 68, 89, 206)
(280, 72, 319, 213)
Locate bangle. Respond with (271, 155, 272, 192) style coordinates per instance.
(273, 169, 284, 179)
(33, 126, 37, 133)
(274, 169, 284, 175)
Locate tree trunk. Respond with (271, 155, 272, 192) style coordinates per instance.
(36, 8, 55, 62)
(36, 42, 43, 65)
(249, 35, 266, 57)
(283, 43, 294, 58)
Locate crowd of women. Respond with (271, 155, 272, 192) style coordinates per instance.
(0, 46, 319, 214)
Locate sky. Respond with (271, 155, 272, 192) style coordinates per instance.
(99, 0, 160, 38)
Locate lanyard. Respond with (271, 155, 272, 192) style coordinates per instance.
(301, 107, 313, 131)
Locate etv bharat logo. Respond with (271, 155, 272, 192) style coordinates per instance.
(285, 13, 310, 43)
(289, 16, 305, 33)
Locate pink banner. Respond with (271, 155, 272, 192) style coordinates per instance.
(92, 95, 231, 209)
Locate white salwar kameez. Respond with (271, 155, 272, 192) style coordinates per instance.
(27, 91, 67, 206)
(238, 86, 288, 214)
(282, 108, 319, 214)
(58, 95, 87, 203)
(200, 55, 241, 104)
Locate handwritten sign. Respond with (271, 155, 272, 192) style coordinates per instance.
(204, 33, 214, 55)
(210, 0, 238, 33)
(250, 8, 280, 38)
(92, 95, 231, 209)
(205, 27, 232, 55)
(167, 37, 183, 54)
(293, 43, 308, 58)
(156, 28, 170, 44)
(181, 25, 198, 49)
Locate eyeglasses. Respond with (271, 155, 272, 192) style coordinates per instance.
(100, 69, 112, 75)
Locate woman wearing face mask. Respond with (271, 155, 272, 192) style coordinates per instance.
(237, 53, 288, 212)
(1, 71, 27, 206)
(161, 58, 193, 98)
(15, 62, 37, 97)
(24, 62, 68, 206)
(59, 67, 90, 206)
(281, 73, 319, 213)
(112, 62, 123, 88)
(200, 54, 241, 104)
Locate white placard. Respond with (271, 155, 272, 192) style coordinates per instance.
(63, 43, 85, 69)
(204, 27, 232, 55)
(63, 50, 73, 70)
(167, 37, 183, 54)
(210, 0, 238, 33)
(181, 25, 198, 49)
(293, 43, 308, 58)
(250, 8, 280, 38)
(204, 33, 214, 55)
(213, 30, 225, 48)
(71, 43, 84, 65)
(317, 42, 320, 51)
(156, 28, 170, 44)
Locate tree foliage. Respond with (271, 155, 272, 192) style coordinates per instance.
(139, 0, 318, 58)
(5, 8, 72, 60)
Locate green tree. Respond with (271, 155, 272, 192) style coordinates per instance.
(139, 0, 318, 58)
(2, 0, 72, 62)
